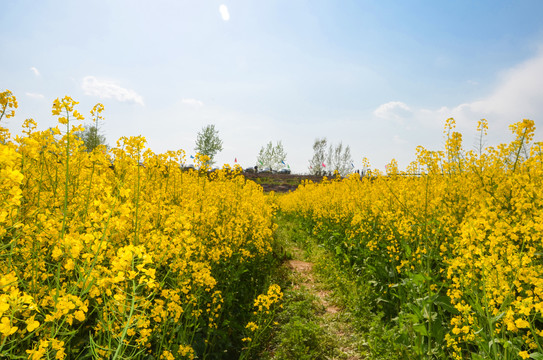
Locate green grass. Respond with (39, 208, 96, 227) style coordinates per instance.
(247, 212, 418, 359)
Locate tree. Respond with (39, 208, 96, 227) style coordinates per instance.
(308, 138, 328, 175)
(308, 137, 353, 177)
(195, 124, 223, 165)
(327, 141, 353, 177)
(75, 103, 107, 152)
(76, 124, 107, 152)
(257, 141, 287, 171)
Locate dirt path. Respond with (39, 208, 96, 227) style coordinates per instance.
(286, 259, 340, 315)
(262, 238, 365, 359)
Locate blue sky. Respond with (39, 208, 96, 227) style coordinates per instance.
(2, 0, 543, 173)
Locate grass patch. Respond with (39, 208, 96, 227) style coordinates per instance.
(260, 212, 416, 360)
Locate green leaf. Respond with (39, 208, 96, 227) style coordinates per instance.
(413, 323, 428, 336)
(404, 243, 412, 257)
(411, 273, 428, 285)
(490, 311, 505, 323)
(434, 295, 458, 314)
(407, 313, 419, 323)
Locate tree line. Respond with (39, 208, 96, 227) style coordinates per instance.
(77, 123, 357, 176)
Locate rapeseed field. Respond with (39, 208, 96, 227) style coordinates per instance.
(278, 118, 543, 359)
(2, 89, 541, 359)
(1, 91, 282, 359)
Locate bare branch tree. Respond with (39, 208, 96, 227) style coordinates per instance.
(257, 141, 287, 171)
(308, 138, 327, 175)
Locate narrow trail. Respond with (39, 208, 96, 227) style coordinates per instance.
(286, 258, 340, 315)
(261, 218, 366, 360)
(285, 250, 363, 360)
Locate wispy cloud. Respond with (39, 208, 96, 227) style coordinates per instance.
(25, 92, 44, 99)
(30, 67, 40, 76)
(181, 98, 204, 107)
(219, 4, 230, 21)
(374, 101, 412, 121)
(424, 50, 543, 130)
(81, 76, 144, 106)
(466, 51, 543, 120)
(374, 49, 543, 137)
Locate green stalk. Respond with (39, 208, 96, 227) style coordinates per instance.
(134, 147, 141, 246)
(83, 160, 96, 222)
(60, 110, 71, 240)
(111, 280, 137, 360)
(79, 202, 115, 297)
(424, 174, 431, 358)
(31, 152, 45, 294)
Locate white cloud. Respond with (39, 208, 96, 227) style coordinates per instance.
(468, 52, 543, 120)
(374, 101, 412, 121)
(219, 4, 230, 21)
(181, 98, 204, 107)
(375, 50, 543, 140)
(81, 76, 144, 106)
(417, 51, 543, 134)
(25, 92, 44, 99)
(29, 67, 40, 76)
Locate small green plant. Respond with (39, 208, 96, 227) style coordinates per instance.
(272, 316, 332, 360)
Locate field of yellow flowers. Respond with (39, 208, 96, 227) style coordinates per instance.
(278, 118, 543, 359)
(2, 88, 542, 360)
(0, 91, 282, 359)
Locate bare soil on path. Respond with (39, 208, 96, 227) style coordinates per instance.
(263, 240, 365, 360)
